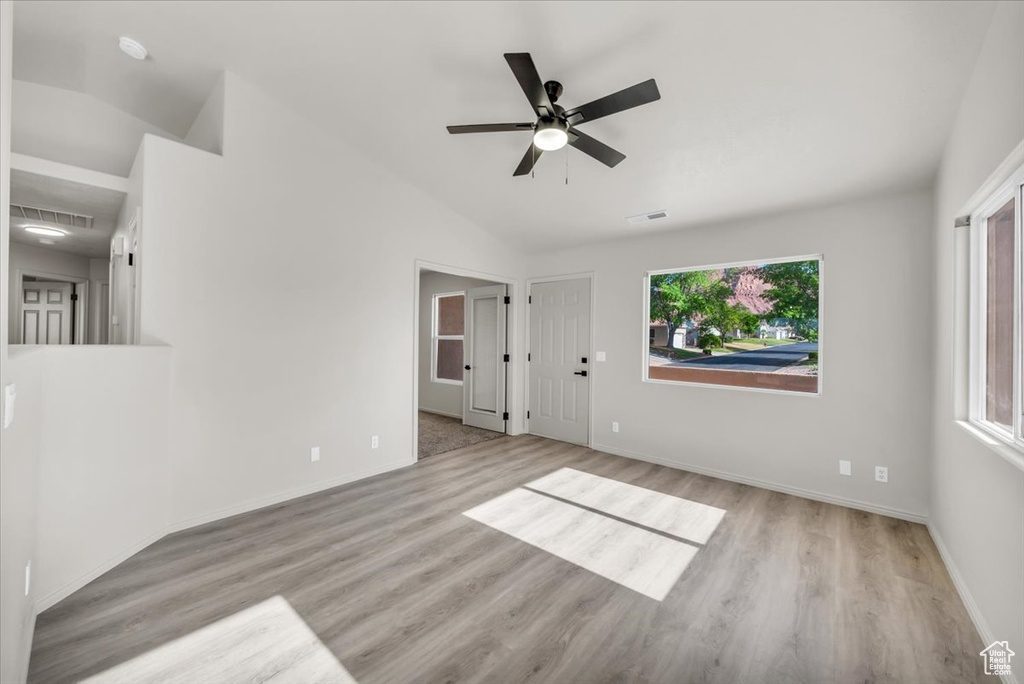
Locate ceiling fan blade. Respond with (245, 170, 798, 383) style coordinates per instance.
(567, 129, 626, 168)
(447, 123, 534, 134)
(563, 79, 660, 125)
(513, 143, 543, 176)
(504, 53, 554, 118)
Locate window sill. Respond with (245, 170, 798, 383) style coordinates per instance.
(955, 420, 1024, 471)
(431, 378, 464, 387)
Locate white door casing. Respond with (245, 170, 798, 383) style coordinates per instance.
(21, 282, 73, 345)
(463, 284, 508, 433)
(528, 277, 592, 445)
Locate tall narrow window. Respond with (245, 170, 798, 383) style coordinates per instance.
(969, 164, 1023, 448)
(432, 293, 465, 384)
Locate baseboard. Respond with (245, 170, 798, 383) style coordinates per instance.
(34, 458, 414, 616)
(168, 458, 414, 533)
(591, 442, 927, 524)
(418, 407, 463, 419)
(928, 523, 1017, 684)
(34, 527, 169, 614)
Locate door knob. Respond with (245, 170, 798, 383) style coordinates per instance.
(574, 370, 588, 377)
(464, 365, 471, 370)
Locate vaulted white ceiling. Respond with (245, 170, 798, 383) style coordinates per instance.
(12, 1, 996, 251)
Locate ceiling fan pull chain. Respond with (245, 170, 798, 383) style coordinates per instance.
(565, 146, 569, 185)
(531, 144, 536, 179)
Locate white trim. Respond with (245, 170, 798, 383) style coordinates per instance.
(524, 271, 596, 447)
(956, 420, 1024, 471)
(430, 290, 465, 386)
(18, 610, 36, 684)
(34, 527, 168, 614)
(168, 458, 412, 533)
(418, 407, 463, 419)
(642, 254, 823, 397)
(413, 260, 520, 463)
(34, 457, 414, 615)
(10, 152, 130, 194)
(592, 441, 927, 524)
(928, 523, 1019, 684)
(966, 163, 1024, 448)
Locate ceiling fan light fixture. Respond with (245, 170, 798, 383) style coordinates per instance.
(533, 119, 568, 151)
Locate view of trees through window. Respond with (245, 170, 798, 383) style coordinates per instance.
(647, 257, 821, 393)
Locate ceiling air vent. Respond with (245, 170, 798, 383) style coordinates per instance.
(626, 210, 669, 225)
(11, 204, 94, 229)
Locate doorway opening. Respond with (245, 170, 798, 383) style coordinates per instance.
(414, 262, 516, 460)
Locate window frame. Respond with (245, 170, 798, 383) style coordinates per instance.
(967, 164, 1024, 450)
(431, 291, 465, 386)
(642, 253, 823, 397)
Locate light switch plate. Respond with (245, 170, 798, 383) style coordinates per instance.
(839, 460, 851, 476)
(3, 384, 15, 429)
(596, 351, 607, 362)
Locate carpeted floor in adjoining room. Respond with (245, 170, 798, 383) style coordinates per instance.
(417, 411, 503, 458)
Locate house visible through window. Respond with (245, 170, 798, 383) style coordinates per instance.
(432, 292, 465, 384)
(645, 256, 821, 394)
(968, 164, 1023, 448)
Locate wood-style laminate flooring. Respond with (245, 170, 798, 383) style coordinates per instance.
(29, 435, 986, 684)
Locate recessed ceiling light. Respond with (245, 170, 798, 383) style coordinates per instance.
(24, 226, 67, 237)
(119, 36, 148, 60)
(626, 210, 669, 225)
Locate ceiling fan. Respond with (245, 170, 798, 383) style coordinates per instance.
(447, 53, 661, 176)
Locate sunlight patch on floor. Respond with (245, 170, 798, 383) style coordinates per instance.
(464, 487, 701, 601)
(525, 467, 726, 545)
(80, 595, 356, 684)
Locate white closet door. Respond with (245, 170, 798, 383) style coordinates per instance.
(463, 284, 508, 433)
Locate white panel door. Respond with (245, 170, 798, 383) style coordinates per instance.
(529, 278, 591, 445)
(21, 282, 73, 345)
(463, 284, 508, 433)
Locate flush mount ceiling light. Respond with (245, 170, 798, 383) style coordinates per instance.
(118, 36, 148, 60)
(533, 118, 569, 151)
(24, 226, 67, 238)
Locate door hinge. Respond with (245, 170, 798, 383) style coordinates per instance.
(527, 352, 531, 361)
(70, 293, 78, 301)
(503, 353, 510, 362)
(128, 253, 134, 266)
(528, 295, 532, 304)
(527, 410, 530, 419)
(503, 295, 510, 305)
(502, 411, 509, 421)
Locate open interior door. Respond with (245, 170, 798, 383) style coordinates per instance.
(463, 284, 508, 433)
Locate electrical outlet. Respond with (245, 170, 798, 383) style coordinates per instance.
(24, 561, 31, 596)
(839, 460, 851, 476)
(310, 446, 320, 463)
(371, 435, 379, 449)
(875, 466, 888, 483)
(612, 421, 619, 433)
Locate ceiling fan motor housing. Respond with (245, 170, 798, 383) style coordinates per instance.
(544, 80, 564, 103)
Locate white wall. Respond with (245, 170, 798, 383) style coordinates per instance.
(32, 345, 171, 610)
(11, 79, 179, 176)
(418, 271, 495, 417)
(929, 0, 1024, 663)
(527, 189, 934, 520)
(7, 241, 91, 343)
(88, 257, 108, 344)
(137, 72, 526, 528)
(0, 5, 40, 682)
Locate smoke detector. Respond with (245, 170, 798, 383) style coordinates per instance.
(626, 210, 669, 225)
(119, 36, 148, 60)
